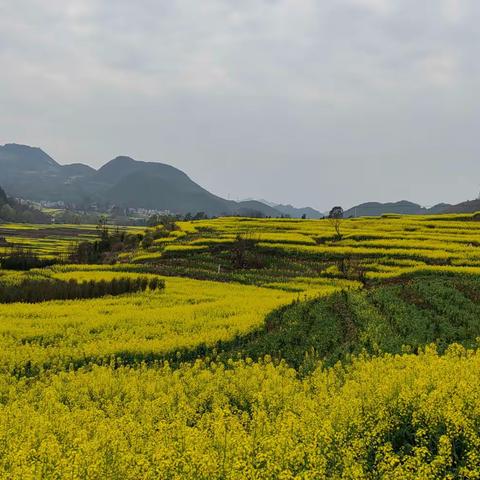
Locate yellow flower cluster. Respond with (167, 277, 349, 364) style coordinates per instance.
(0, 347, 479, 478)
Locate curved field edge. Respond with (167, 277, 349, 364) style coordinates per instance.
(0, 271, 357, 377)
(2, 267, 480, 379)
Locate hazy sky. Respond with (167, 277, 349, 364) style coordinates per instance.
(0, 0, 479, 211)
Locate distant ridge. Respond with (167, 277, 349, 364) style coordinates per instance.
(343, 200, 452, 218)
(442, 199, 480, 214)
(244, 198, 325, 218)
(273, 204, 325, 219)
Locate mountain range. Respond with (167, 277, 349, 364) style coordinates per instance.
(1, 143, 478, 218)
(0, 144, 285, 217)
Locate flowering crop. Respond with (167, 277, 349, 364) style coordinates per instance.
(0, 347, 479, 478)
(2, 214, 480, 478)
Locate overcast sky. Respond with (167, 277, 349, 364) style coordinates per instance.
(0, 0, 479, 211)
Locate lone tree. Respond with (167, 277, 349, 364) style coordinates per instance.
(328, 206, 344, 240)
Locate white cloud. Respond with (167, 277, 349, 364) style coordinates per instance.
(347, 0, 393, 15)
(0, 0, 479, 209)
(441, 0, 465, 23)
(420, 51, 458, 87)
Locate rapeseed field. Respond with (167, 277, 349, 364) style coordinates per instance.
(2, 214, 480, 478)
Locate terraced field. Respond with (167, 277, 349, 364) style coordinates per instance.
(0, 224, 144, 258)
(0, 224, 99, 258)
(127, 214, 480, 283)
(2, 214, 480, 478)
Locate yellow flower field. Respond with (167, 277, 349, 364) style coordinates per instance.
(0, 346, 479, 479)
(1, 214, 480, 478)
(0, 270, 353, 377)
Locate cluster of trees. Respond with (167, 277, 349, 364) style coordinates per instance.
(146, 214, 179, 229)
(0, 275, 164, 303)
(70, 223, 143, 264)
(0, 248, 56, 270)
(70, 216, 181, 264)
(54, 210, 100, 225)
(183, 212, 208, 221)
(0, 186, 51, 224)
(146, 212, 208, 227)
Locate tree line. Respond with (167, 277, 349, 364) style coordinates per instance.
(0, 275, 164, 303)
